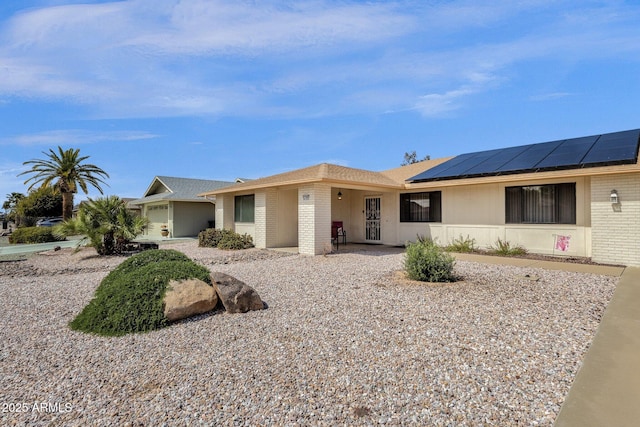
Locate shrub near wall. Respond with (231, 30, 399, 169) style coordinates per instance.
(198, 228, 254, 250)
(9, 226, 66, 244)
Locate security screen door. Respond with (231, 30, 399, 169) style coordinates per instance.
(365, 196, 381, 242)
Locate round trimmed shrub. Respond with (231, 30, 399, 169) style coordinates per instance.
(404, 238, 456, 282)
(70, 249, 211, 336)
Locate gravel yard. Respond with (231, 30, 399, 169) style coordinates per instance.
(0, 241, 617, 426)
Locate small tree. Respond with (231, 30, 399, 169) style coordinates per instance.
(57, 196, 148, 255)
(15, 187, 63, 226)
(401, 151, 431, 166)
(2, 192, 25, 224)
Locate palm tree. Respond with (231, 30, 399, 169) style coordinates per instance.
(19, 147, 109, 220)
(57, 196, 148, 255)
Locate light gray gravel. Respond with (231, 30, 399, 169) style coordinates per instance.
(0, 242, 617, 426)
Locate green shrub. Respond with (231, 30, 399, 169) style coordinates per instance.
(404, 238, 456, 282)
(490, 238, 527, 256)
(8, 226, 66, 244)
(198, 228, 254, 250)
(70, 249, 211, 336)
(445, 234, 476, 253)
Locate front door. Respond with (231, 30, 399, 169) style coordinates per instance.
(365, 196, 381, 242)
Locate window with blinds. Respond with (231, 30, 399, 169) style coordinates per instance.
(400, 192, 442, 222)
(505, 183, 576, 224)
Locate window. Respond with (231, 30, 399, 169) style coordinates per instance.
(400, 192, 441, 222)
(505, 183, 576, 224)
(234, 195, 255, 223)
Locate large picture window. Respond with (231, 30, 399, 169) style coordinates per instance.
(234, 194, 255, 223)
(400, 191, 441, 222)
(505, 183, 576, 224)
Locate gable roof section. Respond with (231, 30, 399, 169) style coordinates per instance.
(132, 176, 235, 204)
(381, 157, 454, 183)
(200, 163, 402, 196)
(409, 129, 640, 183)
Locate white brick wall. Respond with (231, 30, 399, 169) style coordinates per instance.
(265, 189, 278, 248)
(215, 194, 235, 231)
(298, 184, 332, 255)
(254, 192, 266, 248)
(591, 173, 640, 266)
(253, 189, 278, 249)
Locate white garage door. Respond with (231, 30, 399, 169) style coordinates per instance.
(146, 204, 168, 237)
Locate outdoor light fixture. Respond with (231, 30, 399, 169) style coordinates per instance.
(337, 190, 343, 200)
(610, 189, 619, 204)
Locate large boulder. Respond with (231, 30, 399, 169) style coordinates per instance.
(163, 278, 218, 321)
(211, 272, 265, 314)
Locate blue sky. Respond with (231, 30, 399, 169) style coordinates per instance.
(1, 0, 640, 203)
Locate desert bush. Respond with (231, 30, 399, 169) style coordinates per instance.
(490, 238, 527, 256)
(405, 237, 456, 282)
(8, 226, 65, 244)
(445, 234, 477, 253)
(218, 232, 253, 250)
(198, 228, 254, 250)
(198, 228, 226, 247)
(69, 249, 211, 336)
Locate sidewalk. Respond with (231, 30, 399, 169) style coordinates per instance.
(0, 238, 82, 256)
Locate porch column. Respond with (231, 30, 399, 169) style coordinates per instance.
(215, 194, 234, 230)
(298, 183, 332, 255)
(254, 189, 277, 248)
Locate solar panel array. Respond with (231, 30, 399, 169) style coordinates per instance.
(409, 129, 640, 183)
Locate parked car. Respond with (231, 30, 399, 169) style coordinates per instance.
(36, 217, 64, 227)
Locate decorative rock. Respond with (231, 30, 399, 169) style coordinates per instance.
(163, 278, 218, 321)
(211, 272, 265, 313)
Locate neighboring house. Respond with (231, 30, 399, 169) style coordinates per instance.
(200, 129, 640, 267)
(132, 176, 235, 238)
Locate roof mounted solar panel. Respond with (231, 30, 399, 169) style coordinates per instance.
(582, 130, 640, 165)
(408, 129, 640, 183)
(495, 141, 560, 173)
(535, 136, 598, 169)
(407, 152, 476, 181)
(462, 145, 530, 176)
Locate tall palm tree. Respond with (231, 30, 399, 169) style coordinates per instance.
(19, 147, 109, 220)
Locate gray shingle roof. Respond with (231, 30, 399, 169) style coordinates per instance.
(131, 176, 235, 204)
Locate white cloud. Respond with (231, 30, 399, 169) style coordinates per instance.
(529, 92, 573, 101)
(0, 1, 638, 119)
(414, 87, 478, 117)
(0, 130, 158, 146)
(0, 162, 30, 198)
